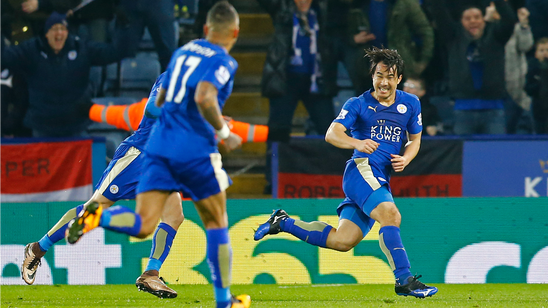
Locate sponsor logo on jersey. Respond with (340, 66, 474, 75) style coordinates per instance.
(417, 113, 422, 126)
(370, 125, 402, 142)
(397, 104, 407, 114)
(368, 106, 378, 112)
(109, 185, 119, 194)
(336, 109, 348, 120)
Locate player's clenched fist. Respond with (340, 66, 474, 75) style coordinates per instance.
(223, 133, 242, 152)
(354, 139, 379, 154)
(390, 154, 409, 172)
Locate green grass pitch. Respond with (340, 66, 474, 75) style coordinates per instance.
(2, 284, 547, 307)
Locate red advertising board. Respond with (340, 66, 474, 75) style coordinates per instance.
(1, 140, 93, 201)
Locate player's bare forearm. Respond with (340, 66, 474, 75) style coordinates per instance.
(325, 123, 356, 149)
(391, 132, 421, 172)
(195, 81, 224, 130)
(326, 122, 379, 153)
(402, 132, 421, 162)
(155, 88, 166, 108)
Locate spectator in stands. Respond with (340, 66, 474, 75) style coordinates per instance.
(1, 12, 131, 138)
(403, 76, 441, 136)
(121, 0, 176, 70)
(258, 0, 336, 194)
(345, 0, 434, 94)
(21, 0, 116, 43)
(321, 0, 352, 91)
(430, 0, 516, 135)
(526, 37, 548, 134)
(526, 0, 548, 43)
(486, 4, 534, 134)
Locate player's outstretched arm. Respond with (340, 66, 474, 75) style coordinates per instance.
(195, 81, 242, 151)
(391, 132, 422, 172)
(325, 122, 379, 153)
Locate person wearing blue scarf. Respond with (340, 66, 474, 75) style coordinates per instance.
(258, 0, 336, 194)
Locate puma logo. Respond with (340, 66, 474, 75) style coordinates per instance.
(272, 216, 280, 225)
(368, 106, 378, 112)
(27, 271, 36, 280)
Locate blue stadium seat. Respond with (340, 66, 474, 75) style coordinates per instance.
(120, 52, 160, 91)
(89, 66, 103, 97)
(103, 53, 160, 97)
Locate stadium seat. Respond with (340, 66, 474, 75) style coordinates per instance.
(89, 66, 103, 98)
(139, 28, 155, 51)
(120, 53, 160, 91)
(103, 53, 160, 97)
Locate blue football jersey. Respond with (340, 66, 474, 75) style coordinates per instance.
(145, 39, 238, 162)
(333, 89, 422, 179)
(121, 72, 166, 150)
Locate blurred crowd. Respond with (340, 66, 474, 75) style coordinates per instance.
(1, 0, 548, 139)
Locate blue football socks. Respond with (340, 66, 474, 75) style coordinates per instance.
(282, 218, 333, 248)
(38, 204, 84, 251)
(206, 228, 232, 308)
(100, 205, 142, 236)
(145, 222, 177, 272)
(379, 226, 412, 284)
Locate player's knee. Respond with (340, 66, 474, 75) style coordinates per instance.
(333, 240, 356, 252)
(378, 206, 401, 226)
(138, 220, 158, 238)
(388, 208, 402, 226)
(329, 234, 359, 252)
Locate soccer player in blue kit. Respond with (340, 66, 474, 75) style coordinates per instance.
(254, 47, 438, 298)
(65, 2, 251, 307)
(21, 72, 183, 298)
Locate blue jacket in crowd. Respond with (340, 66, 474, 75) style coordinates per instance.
(2, 30, 131, 136)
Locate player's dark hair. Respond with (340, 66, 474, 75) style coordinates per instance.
(206, 1, 238, 32)
(365, 47, 404, 77)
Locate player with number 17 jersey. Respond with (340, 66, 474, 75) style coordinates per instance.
(140, 39, 238, 200)
(146, 39, 237, 161)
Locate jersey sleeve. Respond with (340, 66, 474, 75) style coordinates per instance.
(200, 56, 237, 90)
(406, 96, 423, 135)
(144, 72, 166, 118)
(333, 97, 361, 129)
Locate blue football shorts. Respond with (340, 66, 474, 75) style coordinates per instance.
(136, 152, 232, 201)
(95, 144, 143, 201)
(336, 158, 394, 236)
